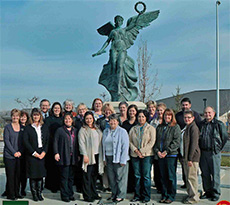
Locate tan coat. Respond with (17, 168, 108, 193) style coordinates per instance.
(129, 123, 156, 157)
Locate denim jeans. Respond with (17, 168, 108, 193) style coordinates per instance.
(131, 156, 153, 201)
(158, 157, 177, 201)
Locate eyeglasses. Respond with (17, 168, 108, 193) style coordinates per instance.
(184, 116, 193, 119)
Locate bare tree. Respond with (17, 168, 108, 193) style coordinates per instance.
(99, 92, 110, 102)
(172, 86, 184, 113)
(137, 39, 161, 103)
(15, 96, 39, 109)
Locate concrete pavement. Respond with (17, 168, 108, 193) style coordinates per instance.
(0, 166, 229, 205)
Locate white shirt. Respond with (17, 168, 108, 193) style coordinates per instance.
(42, 112, 49, 119)
(32, 123, 42, 148)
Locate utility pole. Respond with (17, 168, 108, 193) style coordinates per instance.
(216, 1, 221, 119)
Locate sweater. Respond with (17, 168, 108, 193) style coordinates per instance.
(102, 126, 130, 164)
(78, 126, 104, 174)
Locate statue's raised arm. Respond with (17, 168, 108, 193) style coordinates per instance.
(92, 2, 160, 102)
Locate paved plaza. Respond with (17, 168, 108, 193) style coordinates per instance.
(0, 165, 229, 205)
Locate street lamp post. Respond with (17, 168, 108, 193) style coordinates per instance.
(216, 1, 221, 120)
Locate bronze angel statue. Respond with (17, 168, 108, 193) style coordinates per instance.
(93, 3, 160, 101)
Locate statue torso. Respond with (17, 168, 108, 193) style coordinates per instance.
(110, 28, 127, 51)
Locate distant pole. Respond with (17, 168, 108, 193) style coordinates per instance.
(216, 1, 221, 119)
(203, 98, 207, 110)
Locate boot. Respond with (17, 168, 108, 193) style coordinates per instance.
(37, 179, 44, 201)
(30, 179, 38, 201)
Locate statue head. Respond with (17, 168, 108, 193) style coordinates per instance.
(114, 15, 124, 27)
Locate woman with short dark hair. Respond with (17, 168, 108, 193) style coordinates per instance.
(53, 113, 79, 202)
(129, 110, 156, 203)
(23, 108, 49, 202)
(102, 114, 130, 202)
(154, 108, 181, 204)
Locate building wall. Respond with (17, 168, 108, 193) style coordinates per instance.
(156, 89, 230, 116)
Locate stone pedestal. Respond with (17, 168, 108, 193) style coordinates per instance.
(105, 101, 146, 113)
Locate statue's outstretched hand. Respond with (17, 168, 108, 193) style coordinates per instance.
(92, 50, 106, 57)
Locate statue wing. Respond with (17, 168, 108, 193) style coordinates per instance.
(97, 22, 115, 36)
(125, 10, 160, 49)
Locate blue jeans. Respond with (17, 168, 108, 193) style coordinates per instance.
(131, 156, 153, 201)
(158, 157, 177, 201)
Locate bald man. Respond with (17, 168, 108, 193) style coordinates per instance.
(199, 106, 228, 201)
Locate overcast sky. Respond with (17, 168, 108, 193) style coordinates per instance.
(1, 0, 229, 111)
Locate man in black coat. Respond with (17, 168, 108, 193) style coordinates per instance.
(199, 106, 228, 201)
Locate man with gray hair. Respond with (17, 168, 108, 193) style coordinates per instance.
(199, 106, 228, 201)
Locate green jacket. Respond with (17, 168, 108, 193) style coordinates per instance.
(154, 124, 181, 158)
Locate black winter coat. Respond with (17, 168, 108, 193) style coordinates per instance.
(199, 118, 228, 154)
(23, 124, 49, 178)
(53, 126, 79, 166)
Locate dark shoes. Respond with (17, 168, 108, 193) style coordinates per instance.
(16, 194, 24, 199)
(142, 199, 150, 203)
(107, 196, 115, 201)
(62, 198, 70, 202)
(21, 190, 26, 197)
(32, 195, 39, 202)
(2, 191, 7, 197)
(131, 197, 140, 202)
(211, 196, 219, 201)
(7, 196, 16, 201)
(200, 193, 211, 199)
(37, 194, 44, 201)
(84, 198, 95, 202)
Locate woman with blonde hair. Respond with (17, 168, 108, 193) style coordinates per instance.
(96, 103, 115, 132)
(146, 100, 157, 124)
(23, 108, 49, 201)
(3, 109, 22, 200)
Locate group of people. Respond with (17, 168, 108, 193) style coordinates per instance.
(2, 97, 228, 204)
